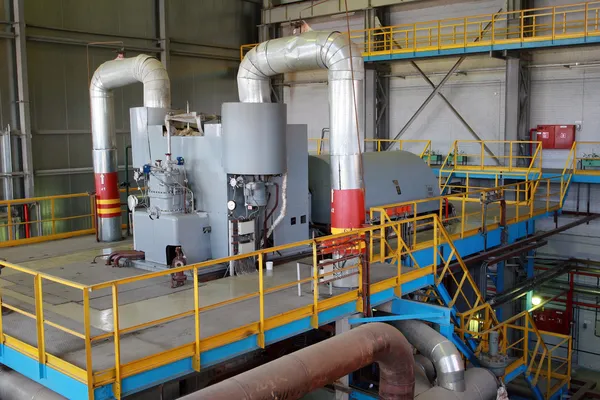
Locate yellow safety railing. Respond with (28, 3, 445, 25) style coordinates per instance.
(308, 138, 431, 159)
(241, 2, 600, 60)
(457, 304, 572, 398)
(370, 176, 565, 248)
(0, 213, 460, 399)
(438, 140, 543, 194)
(0, 188, 142, 248)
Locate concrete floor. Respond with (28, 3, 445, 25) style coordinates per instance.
(0, 235, 404, 372)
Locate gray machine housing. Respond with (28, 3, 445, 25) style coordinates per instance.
(309, 151, 441, 225)
(129, 106, 309, 267)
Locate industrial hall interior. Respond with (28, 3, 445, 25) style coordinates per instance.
(8, 0, 600, 399)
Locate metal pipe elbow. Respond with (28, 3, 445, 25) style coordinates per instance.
(391, 319, 466, 392)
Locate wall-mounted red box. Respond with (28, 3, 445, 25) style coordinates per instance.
(532, 308, 570, 335)
(532, 125, 576, 149)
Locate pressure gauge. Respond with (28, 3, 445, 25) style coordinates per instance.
(227, 200, 236, 211)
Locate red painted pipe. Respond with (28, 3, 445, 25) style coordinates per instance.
(183, 322, 415, 400)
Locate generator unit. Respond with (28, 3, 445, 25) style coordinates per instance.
(129, 103, 309, 273)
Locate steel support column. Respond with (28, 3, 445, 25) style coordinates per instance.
(504, 56, 530, 167)
(158, 0, 170, 70)
(13, 0, 33, 198)
(364, 7, 390, 151)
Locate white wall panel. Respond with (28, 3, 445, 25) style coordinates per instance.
(530, 46, 600, 168)
(389, 0, 504, 24)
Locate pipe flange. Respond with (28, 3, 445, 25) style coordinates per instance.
(479, 353, 510, 377)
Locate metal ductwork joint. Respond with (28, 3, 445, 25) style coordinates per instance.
(392, 319, 466, 392)
(90, 54, 170, 242)
(238, 31, 365, 233)
(182, 322, 415, 400)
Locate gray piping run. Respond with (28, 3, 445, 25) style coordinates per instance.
(90, 54, 170, 242)
(392, 319, 466, 392)
(238, 30, 364, 193)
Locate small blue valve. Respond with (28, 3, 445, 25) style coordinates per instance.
(177, 156, 185, 166)
(142, 164, 151, 174)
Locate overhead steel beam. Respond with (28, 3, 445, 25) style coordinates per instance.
(409, 61, 500, 164)
(13, 0, 33, 198)
(262, 0, 422, 24)
(388, 57, 465, 144)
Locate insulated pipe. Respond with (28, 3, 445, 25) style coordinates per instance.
(415, 368, 498, 400)
(392, 319, 466, 392)
(90, 54, 170, 242)
(0, 366, 66, 399)
(238, 31, 365, 233)
(182, 322, 415, 400)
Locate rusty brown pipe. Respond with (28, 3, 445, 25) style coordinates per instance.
(182, 322, 415, 400)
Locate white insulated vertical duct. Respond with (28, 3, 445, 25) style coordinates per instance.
(90, 54, 170, 242)
(238, 31, 365, 233)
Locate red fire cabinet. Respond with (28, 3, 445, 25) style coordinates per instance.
(531, 125, 576, 149)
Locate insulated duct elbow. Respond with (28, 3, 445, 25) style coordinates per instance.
(90, 54, 170, 242)
(415, 368, 498, 400)
(392, 319, 466, 392)
(238, 31, 365, 232)
(182, 322, 415, 400)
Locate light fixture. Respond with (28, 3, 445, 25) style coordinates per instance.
(532, 296, 542, 306)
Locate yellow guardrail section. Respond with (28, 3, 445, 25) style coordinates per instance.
(241, 1, 600, 59)
(0, 188, 142, 248)
(438, 140, 543, 194)
(458, 303, 572, 397)
(0, 213, 470, 399)
(370, 176, 566, 248)
(309, 138, 431, 159)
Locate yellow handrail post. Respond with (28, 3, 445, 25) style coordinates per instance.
(0, 292, 4, 345)
(112, 283, 122, 399)
(552, 6, 556, 40)
(480, 142, 484, 169)
(463, 18, 467, 45)
(437, 20, 441, 48)
(193, 267, 201, 371)
(413, 24, 417, 49)
(460, 196, 466, 239)
(7, 204, 12, 241)
(509, 141, 514, 170)
(83, 288, 95, 399)
(90, 196, 96, 230)
(585, 3, 589, 37)
(311, 241, 319, 329)
(34, 274, 46, 378)
(520, 10, 525, 39)
(433, 219, 438, 268)
(547, 349, 552, 399)
(51, 198, 56, 234)
(492, 13, 495, 42)
(524, 317, 529, 365)
(258, 252, 265, 348)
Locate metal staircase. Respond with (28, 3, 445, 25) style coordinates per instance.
(427, 221, 572, 399)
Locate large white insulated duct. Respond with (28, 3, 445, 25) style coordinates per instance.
(90, 54, 170, 242)
(238, 31, 365, 233)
